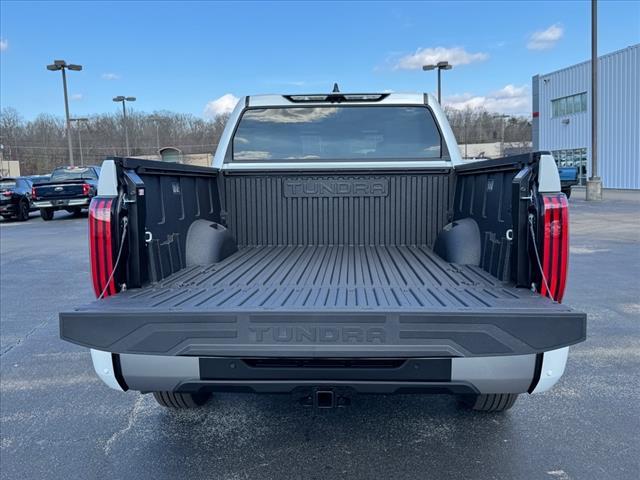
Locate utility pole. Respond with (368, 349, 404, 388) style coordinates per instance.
(113, 96, 136, 156)
(149, 116, 162, 152)
(422, 61, 453, 104)
(0, 144, 5, 177)
(587, 0, 603, 200)
(496, 114, 509, 157)
(47, 60, 82, 166)
(70, 118, 89, 166)
(464, 114, 468, 159)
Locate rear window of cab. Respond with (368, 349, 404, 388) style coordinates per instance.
(50, 167, 97, 182)
(232, 106, 443, 162)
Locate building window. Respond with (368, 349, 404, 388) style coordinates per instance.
(551, 92, 587, 117)
(552, 148, 588, 185)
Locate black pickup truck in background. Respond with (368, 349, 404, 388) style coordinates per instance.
(60, 92, 586, 413)
(32, 166, 100, 220)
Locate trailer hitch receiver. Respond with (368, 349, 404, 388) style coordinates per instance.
(315, 390, 335, 409)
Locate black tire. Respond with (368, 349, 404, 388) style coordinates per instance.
(460, 393, 519, 412)
(562, 187, 572, 199)
(17, 200, 30, 221)
(152, 391, 211, 409)
(40, 208, 54, 221)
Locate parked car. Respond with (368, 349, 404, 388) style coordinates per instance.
(0, 177, 34, 221)
(31, 166, 100, 220)
(60, 92, 586, 413)
(558, 165, 579, 198)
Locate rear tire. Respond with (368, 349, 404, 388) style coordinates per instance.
(460, 393, 518, 412)
(562, 187, 572, 199)
(17, 200, 30, 221)
(40, 208, 54, 221)
(152, 391, 211, 409)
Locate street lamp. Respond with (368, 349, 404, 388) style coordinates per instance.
(587, 0, 602, 201)
(47, 60, 83, 166)
(148, 116, 163, 152)
(70, 117, 89, 166)
(422, 61, 452, 104)
(0, 144, 5, 177)
(496, 114, 509, 157)
(463, 110, 469, 159)
(113, 96, 136, 156)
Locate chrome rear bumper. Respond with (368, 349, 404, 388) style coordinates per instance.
(33, 198, 90, 208)
(90, 348, 569, 396)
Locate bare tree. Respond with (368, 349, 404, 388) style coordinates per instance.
(1, 105, 532, 175)
(444, 106, 532, 146)
(0, 108, 229, 175)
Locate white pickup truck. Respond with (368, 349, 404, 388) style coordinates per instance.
(60, 91, 586, 412)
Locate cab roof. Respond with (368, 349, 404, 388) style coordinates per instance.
(247, 92, 433, 108)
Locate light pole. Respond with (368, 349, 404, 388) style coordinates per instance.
(463, 111, 468, 159)
(148, 116, 163, 152)
(0, 144, 5, 176)
(587, 0, 602, 201)
(70, 117, 89, 166)
(47, 60, 82, 166)
(113, 96, 136, 156)
(496, 114, 509, 157)
(423, 61, 452, 104)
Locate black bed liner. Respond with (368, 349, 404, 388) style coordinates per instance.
(95, 245, 545, 310)
(60, 245, 586, 357)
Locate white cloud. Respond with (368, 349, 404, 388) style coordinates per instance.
(394, 46, 488, 70)
(101, 73, 121, 80)
(445, 84, 531, 116)
(70, 93, 83, 101)
(234, 150, 272, 160)
(527, 24, 564, 50)
(204, 93, 239, 118)
(0, 38, 8, 52)
(282, 80, 307, 87)
(246, 107, 337, 124)
(263, 79, 333, 88)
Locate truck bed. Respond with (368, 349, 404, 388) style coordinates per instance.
(94, 245, 535, 310)
(60, 245, 586, 358)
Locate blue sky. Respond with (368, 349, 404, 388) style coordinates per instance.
(1, 0, 638, 119)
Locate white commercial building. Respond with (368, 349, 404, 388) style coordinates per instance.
(532, 44, 639, 189)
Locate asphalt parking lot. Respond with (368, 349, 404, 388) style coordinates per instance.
(1, 190, 639, 480)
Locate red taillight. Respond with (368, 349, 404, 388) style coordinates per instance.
(83, 183, 91, 196)
(31, 186, 37, 199)
(89, 197, 118, 298)
(539, 193, 569, 302)
(2, 190, 12, 197)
